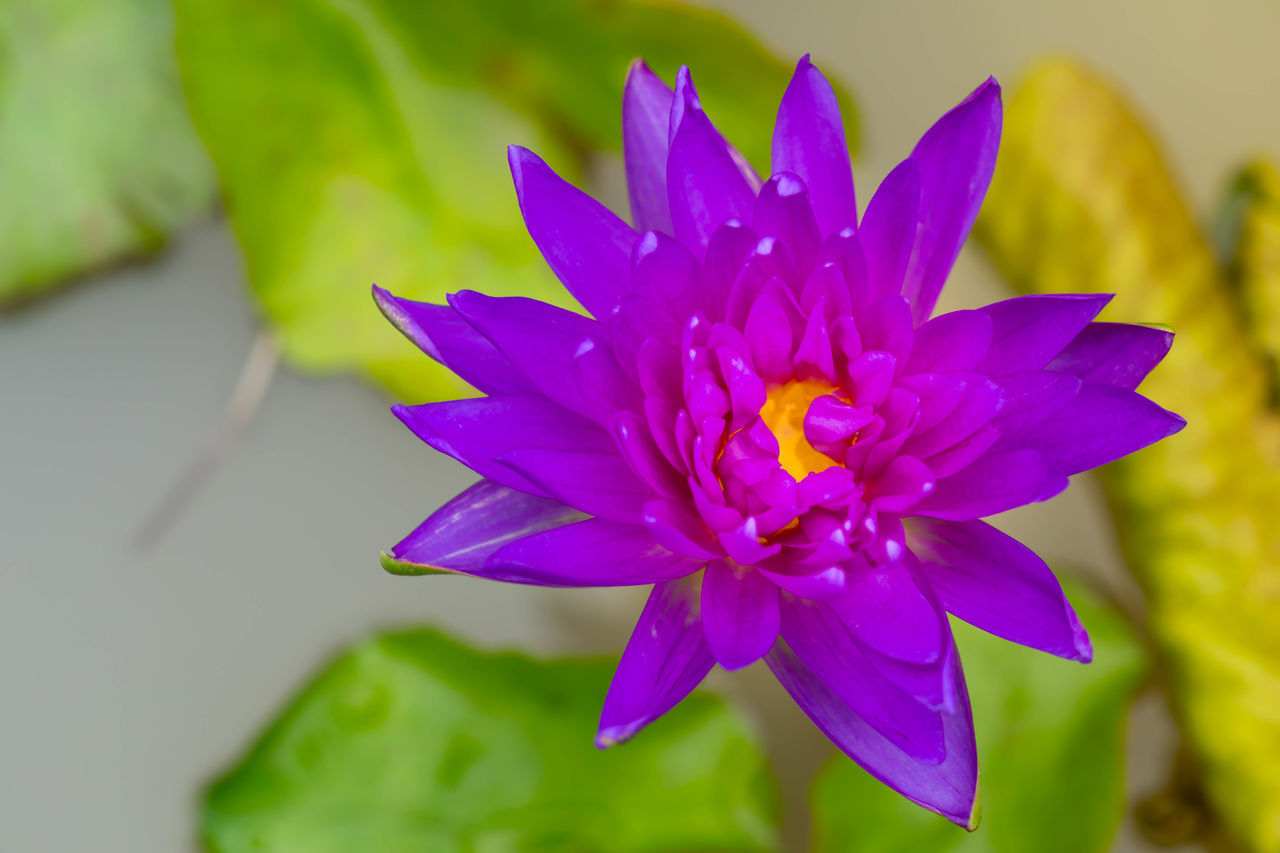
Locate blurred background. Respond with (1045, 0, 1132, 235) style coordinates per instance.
(3, 1, 1279, 851)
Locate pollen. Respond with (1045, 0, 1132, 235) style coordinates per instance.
(759, 379, 842, 480)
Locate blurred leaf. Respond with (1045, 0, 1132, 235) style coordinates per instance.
(976, 58, 1280, 853)
(811, 579, 1144, 853)
(174, 0, 856, 401)
(0, 0, 215, 308)
(201, 628, 780, 852)
(1219, 159, 1280, 398)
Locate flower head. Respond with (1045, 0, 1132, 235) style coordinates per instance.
(374, 55, 1183, 825)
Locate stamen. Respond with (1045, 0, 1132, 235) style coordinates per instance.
(759, 379, 843, 480)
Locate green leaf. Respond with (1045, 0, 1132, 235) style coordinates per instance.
(975, 59, 1280, 853)
(0, 0, 215, 308)
(201, 628, 781, 852)
(174, 0, 856, 401)
(811, 579, 1145, 853)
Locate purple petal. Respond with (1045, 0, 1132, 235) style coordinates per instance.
(977, 294, 1113, 375)
(922, 425, 1000, 478)
(642, 498, 722, 559)
(857, 295, 915, 364)
(831, 562, 956, 710)
(1047, 321, 1174, 390)
(900, 373, 1004, 460)
(820, 229, 872, 307)
(902, 79, 1002, 322)
(744, 287, 797, 381)
(499, 448, 652, 524)
(864, 455, 936, 513)
(996, 383, 1185, 475)
(915, 449, 1068, 520)
(667, 67, 758, 255)
(904, 309, 993, 375)
(772, 55, 856, 235)
(858, 158, 920, 301)
(372, 286, 534, 396)
(906, 517, 1092, 660)
(449, 291, 624, 422)
(598, 575, 715, 746)
(393, 396, 615, 495)
(509, 146, 638, 319)
(753, 172, 821, 274)
(385, 480, 585, 575)
(767, 640, 978, 827)
(776, 597, 946, 762)
(703, 220, 759, 320)
(612, 410, 685, 497)
(804, 394, 873, 443)
(992, 370, 1082, 434)
(482, 517, 698, 586)
(631, 230, 704, 321)
(701, 561, 781, 670)
(760, 563, 849, 600)
(622, 59, 675, 234)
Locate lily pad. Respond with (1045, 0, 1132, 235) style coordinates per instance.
(0, 0, 215, 307)
(201, 628, 780, 852)
(174, 0, 856, 401)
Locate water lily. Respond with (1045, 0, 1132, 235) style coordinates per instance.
(373, 55, 1183, 826)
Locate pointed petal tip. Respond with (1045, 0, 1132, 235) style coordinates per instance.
(380, 549, 454, 577)
(964, 785, 983, 831)
(371, 283, 398, 318)
(1074, 632, 1094, 664)
(594, 723, 637, 749)
(674, 65, 698, 105)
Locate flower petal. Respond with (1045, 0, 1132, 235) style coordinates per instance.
(384, 480, 585, 576)
(667, 67, 758, 254)
(857, 158, 920, 301)
(995, 383, 1185, 475)
(904, 309, 993, 375)
(915, 449, 1068, 520)
(499, 448, 652, 524)
(977, 293, 1113, 375)
(902, 78, 1002, 322)
(598, 575, 716, 747)
(701, 560, 781, 670)
(771, 55, 857, 235)
(449, 291, 625, 422)
(393, 396, 615, 495)
(372, 286, 534, 396)
(753, 172, 822, 275)
(766, 640, 978, 827)
(1047, 321, 1174, 390)
(776, 596, 946, 762)
(484, 518, 700, 586)
(831, 561, 956, 711)
(906, 517, 1092, 660)
(508, 146, 638, 318)
(630, 230, 705, 322)
(622, 59, 675, 234)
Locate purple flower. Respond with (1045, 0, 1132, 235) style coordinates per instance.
(374, 56, 1183, 826)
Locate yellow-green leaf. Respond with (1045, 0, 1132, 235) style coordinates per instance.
(1220, 159, 1280, 394)
(976, 58, 1280, 853)
(174, 0, 856, 401)
(0, 0, 215, 308)
(201, 628, 780, 852)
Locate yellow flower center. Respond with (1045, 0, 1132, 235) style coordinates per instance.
(759, 379, 842, 481)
